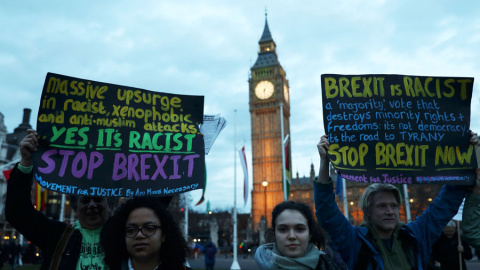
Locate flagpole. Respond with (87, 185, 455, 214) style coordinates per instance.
(342, 177, 348, 219)
(403, 184, 411, 222)
(230, 109, 241, 270)
(184, 193, 190, 268)
(184, 193, 188, 238)
(59, 194, 66, 221)
(280, 103, 287, 201)
(239, 145, 249, 207)
(457, 220, 463, 270)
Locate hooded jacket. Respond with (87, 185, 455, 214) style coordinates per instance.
(313, 180, 467, 270)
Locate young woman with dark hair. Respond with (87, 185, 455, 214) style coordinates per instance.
(255, 201, 341, 270)
(100, 197, 191, 270)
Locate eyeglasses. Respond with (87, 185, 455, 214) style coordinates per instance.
(125, 225, 161, 238)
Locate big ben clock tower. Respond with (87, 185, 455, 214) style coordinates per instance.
(249, 14, 291, 231)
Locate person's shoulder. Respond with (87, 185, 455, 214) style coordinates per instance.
(399, 225, 417, 243)
(356, 226, 368, 235)
(318, 252, 343, 270)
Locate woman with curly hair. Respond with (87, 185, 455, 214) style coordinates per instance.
(254, 201, 341, 270)
(100, 197, 191, 270)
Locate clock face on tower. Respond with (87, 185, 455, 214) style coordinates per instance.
(284, 84, 289, 102)
(255, 80, 274, 99)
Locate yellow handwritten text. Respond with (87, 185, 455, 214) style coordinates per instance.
(324, 76, 386, 99)
(63, 99, 107, 114)
(117, 89, 181, 111)
(46, 76, 108, 99)
(392, 76, 472, 100)
(328, 143, 368, 166)
(376, 142, 428, 167)
(111, 105, 191, 124)
(435, 145, 474, 166)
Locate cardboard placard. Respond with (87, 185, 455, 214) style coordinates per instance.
(33, 73, 205, 197)
(322, 74, 476, 185)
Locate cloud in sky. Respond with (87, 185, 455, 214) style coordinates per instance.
(1, 0, 480, 213)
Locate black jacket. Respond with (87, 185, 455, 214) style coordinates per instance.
(5, 165, 83, 269)
(429, 232, 473, 270)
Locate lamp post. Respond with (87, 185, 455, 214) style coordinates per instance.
(230, 110, 240, 270)
(262, 180, 268, 223)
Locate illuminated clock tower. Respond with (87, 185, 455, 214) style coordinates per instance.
(249, 15, 291, 231)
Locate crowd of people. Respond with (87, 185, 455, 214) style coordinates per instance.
(0, 240, 21, 269)
(3, 129, 480, 269)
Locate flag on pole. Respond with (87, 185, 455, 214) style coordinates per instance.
(2, 169, 12, 182)
(238, 146, 249, 206)
(34, 183, 47, 211)
(335, 174, 343, 200)
(284, 141, 291, 196)
(195, 190, 205, 206)
(452, 198, 465, 221)
(42, 189, 48, 211)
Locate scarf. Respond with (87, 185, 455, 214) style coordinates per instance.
(254, 242, 320, 270)
(365, 222, 411, 270)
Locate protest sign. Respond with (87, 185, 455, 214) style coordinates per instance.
(33, 73, 205, 197)
(322, 74, 476, 185)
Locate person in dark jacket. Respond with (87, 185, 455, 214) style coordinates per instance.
(429, 220, 473, 270)
(5, 129, 112, 270)
(9, 241, 22, 270)
(101, 197, 191, 270)
(202, 240, 217, 270)
(314, 132, 477, 270)
(462, 167, 480, 250)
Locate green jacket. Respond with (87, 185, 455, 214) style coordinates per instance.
(462, 193, 480, 249)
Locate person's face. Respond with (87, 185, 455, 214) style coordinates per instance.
(443, 226, 456, 238)
(274, 209, 310, 258)
(367, 191, 399, 239)
(76, 196, 110, 230)
(125, 207, 165, 265)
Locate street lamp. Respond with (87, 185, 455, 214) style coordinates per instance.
(262, 180, 268, 223)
